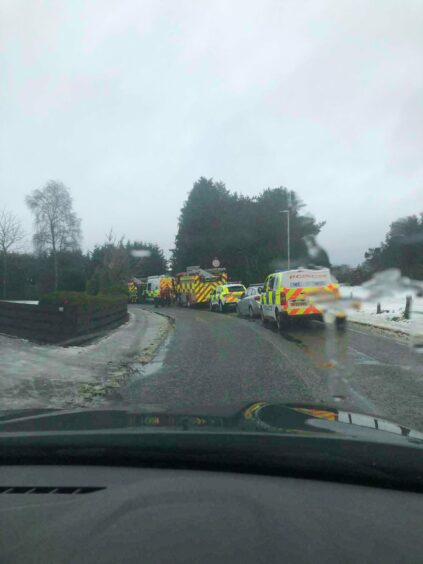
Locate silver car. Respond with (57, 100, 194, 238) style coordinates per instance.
(236, 284, 263, 318)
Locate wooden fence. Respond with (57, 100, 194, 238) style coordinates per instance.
(0, 301, 128, 345)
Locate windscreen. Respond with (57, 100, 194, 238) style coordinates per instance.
(1, 1, 422, 470)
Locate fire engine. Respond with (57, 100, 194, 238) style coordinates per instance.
(174, 266, 227, 307)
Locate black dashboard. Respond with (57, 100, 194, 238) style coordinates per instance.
(1, 464, 422, 563)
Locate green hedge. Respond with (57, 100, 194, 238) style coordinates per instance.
(39, 291, 127, 306)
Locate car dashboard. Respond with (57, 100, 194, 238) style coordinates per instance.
(1, 464, 422, 563)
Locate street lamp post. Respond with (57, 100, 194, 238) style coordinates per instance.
(280, 210, 290, 270)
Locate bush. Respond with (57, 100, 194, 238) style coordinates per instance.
(100, 282, 129, 296)
(86, 272, 129, 297)
(86, 272, 100, 295)
(39, 291, 126, 306)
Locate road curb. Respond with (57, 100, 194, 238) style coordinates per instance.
(350, 319, 410, 337)
(133, 309, 174, 366)
(143, 307, 176, 325)
(78, 309, 173, 404)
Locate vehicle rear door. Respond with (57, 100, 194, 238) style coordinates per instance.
(273, 274, 282, 312)
(262, 275, 275, 316)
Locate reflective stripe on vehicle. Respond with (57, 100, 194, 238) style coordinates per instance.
(260, 283, 339, 315)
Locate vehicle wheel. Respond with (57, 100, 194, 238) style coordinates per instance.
(276, 310, 285, 332)
(236, 304, 242, 317)
(335, 316, 347, 331)
(248, 306, 254, 320)
(219, 301, 225, 313)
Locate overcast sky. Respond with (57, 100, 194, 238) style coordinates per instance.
(1, 0, 422, 266)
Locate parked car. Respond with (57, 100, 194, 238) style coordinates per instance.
(236, 284, 263, 318)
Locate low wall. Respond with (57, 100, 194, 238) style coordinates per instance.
(0, 301, 128, 344)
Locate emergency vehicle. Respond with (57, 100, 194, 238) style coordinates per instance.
(127, 281, 138, 303)
(174, 266, 227, 307)
(127, 277, 145, 304)
(145, 275, 174, 306)
(260, 268, 346, 330)
(209, 283, 246, 313)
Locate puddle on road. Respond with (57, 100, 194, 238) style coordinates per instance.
(280, 333, 305, 347)
(279, 322, 386, 370)
(279, 324, 336, 369)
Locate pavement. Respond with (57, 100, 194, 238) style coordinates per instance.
(0, 308, 170, 409)
(1, 303, 423, 432)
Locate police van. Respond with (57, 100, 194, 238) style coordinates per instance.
(260, 268, 346, 330)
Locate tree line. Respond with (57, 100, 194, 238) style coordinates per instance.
(332, 214, 423, 285)
(172, 177, 422, 285)
(0, 180, 166, 300)
(1, 177, 422, 299)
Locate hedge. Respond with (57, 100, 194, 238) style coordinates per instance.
(39, 291, 127, 306)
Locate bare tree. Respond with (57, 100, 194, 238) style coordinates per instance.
(26, 180, 82, 290)
(0, 209, 25, 299)
(99, 230, 129, 291)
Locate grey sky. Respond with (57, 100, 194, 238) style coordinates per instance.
(1, 0, 422, 266)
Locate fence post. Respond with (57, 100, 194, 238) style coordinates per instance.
(404, 295, 412, 320)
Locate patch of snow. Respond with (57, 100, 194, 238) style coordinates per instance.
(340, 285, 423, 336)
(0, 300, 39, 305)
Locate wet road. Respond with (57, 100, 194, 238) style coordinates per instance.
(118, 305, 423, 431)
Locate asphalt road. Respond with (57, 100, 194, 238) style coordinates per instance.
(117, 304, 423, 431)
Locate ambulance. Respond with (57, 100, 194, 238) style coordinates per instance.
(145, 275, 174, 306)
(260, 268, 346, 330)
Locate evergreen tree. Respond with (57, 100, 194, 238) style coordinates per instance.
(364, 214, 423, 279)
(172, 178, 326, 284)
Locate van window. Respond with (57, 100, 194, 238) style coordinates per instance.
(268, 276, 275, 291)
(147, 283, 152, 291)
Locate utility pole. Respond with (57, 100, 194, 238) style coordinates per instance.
(280, 210, 290, 270)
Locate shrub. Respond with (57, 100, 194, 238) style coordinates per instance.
(39, 291, 126, 306)
(86, 272, 100, 295)
(100, 282, 129, 296)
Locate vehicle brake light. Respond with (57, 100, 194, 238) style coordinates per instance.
(280, 291, 287, 306)
(254, 296, 260, 301)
